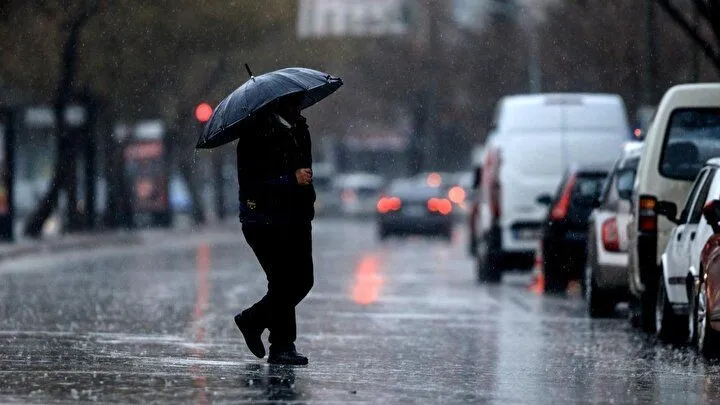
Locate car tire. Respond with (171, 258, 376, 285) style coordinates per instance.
(586, 263, 615, 318)
(640, 272, 659, 334)
(696, 270, 720, 357)
(476, 229, 502, 284)
(655, 271, 689, 343)
(543, 244, 567, 294)
(628, 294, 642, 328)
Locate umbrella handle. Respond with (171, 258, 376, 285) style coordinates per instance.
(245, 64, 254, 78)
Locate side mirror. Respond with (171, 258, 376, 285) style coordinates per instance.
(703, 199, 720, 234)
(536, 194, 553, 206)
(655, 200, 679, 224)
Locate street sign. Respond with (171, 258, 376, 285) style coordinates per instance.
(297, 0, 409, 38)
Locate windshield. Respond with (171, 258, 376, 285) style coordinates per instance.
(660, 108, 720, 181)
(572, 174, 606, 202)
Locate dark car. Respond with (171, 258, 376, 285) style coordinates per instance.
(377, 179, 454, 240)
(538, 165, 609, 293)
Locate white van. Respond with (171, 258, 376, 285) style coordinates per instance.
(626, 83, 720, 333)
(474, 93, 629, 282)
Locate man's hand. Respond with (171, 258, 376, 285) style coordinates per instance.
(295, 168, 313, 185)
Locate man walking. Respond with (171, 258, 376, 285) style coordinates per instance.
(233, 93, 315, 365)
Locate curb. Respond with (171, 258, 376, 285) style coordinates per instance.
(0, 231, 143, 262)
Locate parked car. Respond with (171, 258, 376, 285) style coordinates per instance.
(474, 93, 629, 283)
(376, 179, 453, 240)
(331, 172, 385, 217)
(697, 197, 720, 356)
(538, 165, 609, 293)
(654, 159, 720, 346)
(626, 83, 720, 332)
(468, 145, 486, 256)
(585, 142, 643, 317)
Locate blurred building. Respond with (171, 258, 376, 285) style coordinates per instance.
(297, 0, 410, 38)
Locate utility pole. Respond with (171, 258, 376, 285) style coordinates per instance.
(643, 0, 656, 104)
(424, 0, 440, 170)
(526, 16, 541, 93)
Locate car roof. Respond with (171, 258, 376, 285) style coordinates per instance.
(332, 173, 384, 188)
(569, 163, 611, 175)
(659, 83, 720, 108)
(622, 141, 644, 156)
(705, 158, 720, 168)
(501, 93, 622, 106)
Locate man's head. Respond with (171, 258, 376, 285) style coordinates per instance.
(276, 93, 304, 120)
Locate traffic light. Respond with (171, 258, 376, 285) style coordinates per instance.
(195, 102, 213, 123)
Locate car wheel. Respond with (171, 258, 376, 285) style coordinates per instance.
(476, 230, 502, 284)
(628, 294, 642, 328)
(543, 244, 567, 294)
(586, 263, 615, 318)
(697, 271, 720, 357)
(655, 271, 689, 343)
(640, 271, 659, 334)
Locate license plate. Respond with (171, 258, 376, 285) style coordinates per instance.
(515, 228, 541, 240)
(404, 206, 426, 217)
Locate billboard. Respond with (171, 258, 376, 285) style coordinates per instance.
(297, 0, 409, 38)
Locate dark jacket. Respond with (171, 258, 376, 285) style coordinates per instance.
(236, 113, 316, 224)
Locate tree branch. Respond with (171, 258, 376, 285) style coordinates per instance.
(692, 0, 720, 46)
(656, 0, 720, 72)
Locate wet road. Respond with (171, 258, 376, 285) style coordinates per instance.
(2, 219, 720, 404)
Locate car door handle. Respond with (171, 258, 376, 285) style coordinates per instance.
(690, 232, 696, 241)
(677, 232, 683, 241)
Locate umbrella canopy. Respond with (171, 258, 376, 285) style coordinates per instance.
(196, 66, 343, 149)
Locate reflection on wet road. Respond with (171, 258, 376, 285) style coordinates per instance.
(2, 219, 720, 404)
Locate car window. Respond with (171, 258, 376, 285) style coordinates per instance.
(660, 108, 720, 181)
(679, 169, 709, 223)
(687, 169, 716, 224)
(598, 160, 620, 206)
(572, 174, 606, 202)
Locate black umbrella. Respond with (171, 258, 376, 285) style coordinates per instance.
(196, 65, 343, 149)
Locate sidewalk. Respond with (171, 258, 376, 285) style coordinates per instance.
(0, 219, 242, 262)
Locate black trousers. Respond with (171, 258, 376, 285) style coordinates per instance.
(241, 222, 314, 350)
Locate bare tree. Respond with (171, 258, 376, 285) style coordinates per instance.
(656, 0, 720, 73)
(23, 0, 100, 238)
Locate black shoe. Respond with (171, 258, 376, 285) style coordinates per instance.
(267, 348, 308, 365)
(234, 312, 265, 359)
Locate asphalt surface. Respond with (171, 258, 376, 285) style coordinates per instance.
(1, 219, 720, 404)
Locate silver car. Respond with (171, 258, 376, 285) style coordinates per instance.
(585, 142, 643, 317)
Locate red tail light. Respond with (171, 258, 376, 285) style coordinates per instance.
(377, 196, 402, 214)
(638, 195, 657, 232)
(601, 217, 620, 252)
(551, 175, 576, 221)
(448, 186, 466, 204)
(428, 198, 453, 215)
